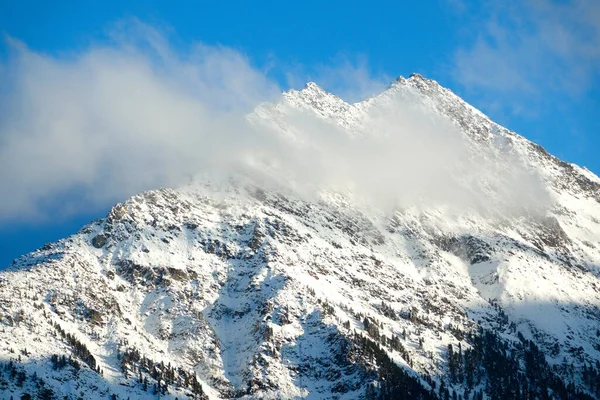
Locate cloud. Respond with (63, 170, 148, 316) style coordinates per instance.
(0, 21, 280, 221)
(0, 19, 550, 223)
(451, 0, 600, 101)
(310, 55, 391, 103)
(246, 83, 550, 217)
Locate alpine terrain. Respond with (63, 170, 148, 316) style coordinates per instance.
(1, 74, 600, 400)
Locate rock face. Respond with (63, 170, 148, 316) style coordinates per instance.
(1, 76, 600, 399)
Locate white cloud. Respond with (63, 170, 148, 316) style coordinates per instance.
(246, 85, 550, 217)
(0, 19, 550, 222)
(0, 21, 280, 221)
(452, 0, 600, 99)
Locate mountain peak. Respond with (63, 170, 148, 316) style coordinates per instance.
(409, 72, 425, 80)
(282, 81, 333, 101)
(303, 81, 325, 92)
(393, 72, 440, 88)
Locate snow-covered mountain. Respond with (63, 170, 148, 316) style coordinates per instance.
(1, 74, 600, 399)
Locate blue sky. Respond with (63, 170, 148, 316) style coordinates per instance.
(0, 0, 598, 267)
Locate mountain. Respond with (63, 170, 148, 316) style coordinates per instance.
(1, 74, 600, 400)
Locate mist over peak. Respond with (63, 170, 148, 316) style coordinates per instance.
(249, 73, 554, 219)
(0, 24, 572, 223)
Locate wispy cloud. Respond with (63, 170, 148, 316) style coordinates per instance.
(0, 20, 280, 221)
(451, 0, 600, 107)
(0, 19, 550, 222)
(310, 55, 392, 103)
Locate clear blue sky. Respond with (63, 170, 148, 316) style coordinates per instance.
(0, 0, 598, 267)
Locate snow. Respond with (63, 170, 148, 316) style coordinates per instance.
(1, 75, 600, 399)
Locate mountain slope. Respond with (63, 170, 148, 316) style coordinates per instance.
(1, 75, 600, 399)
